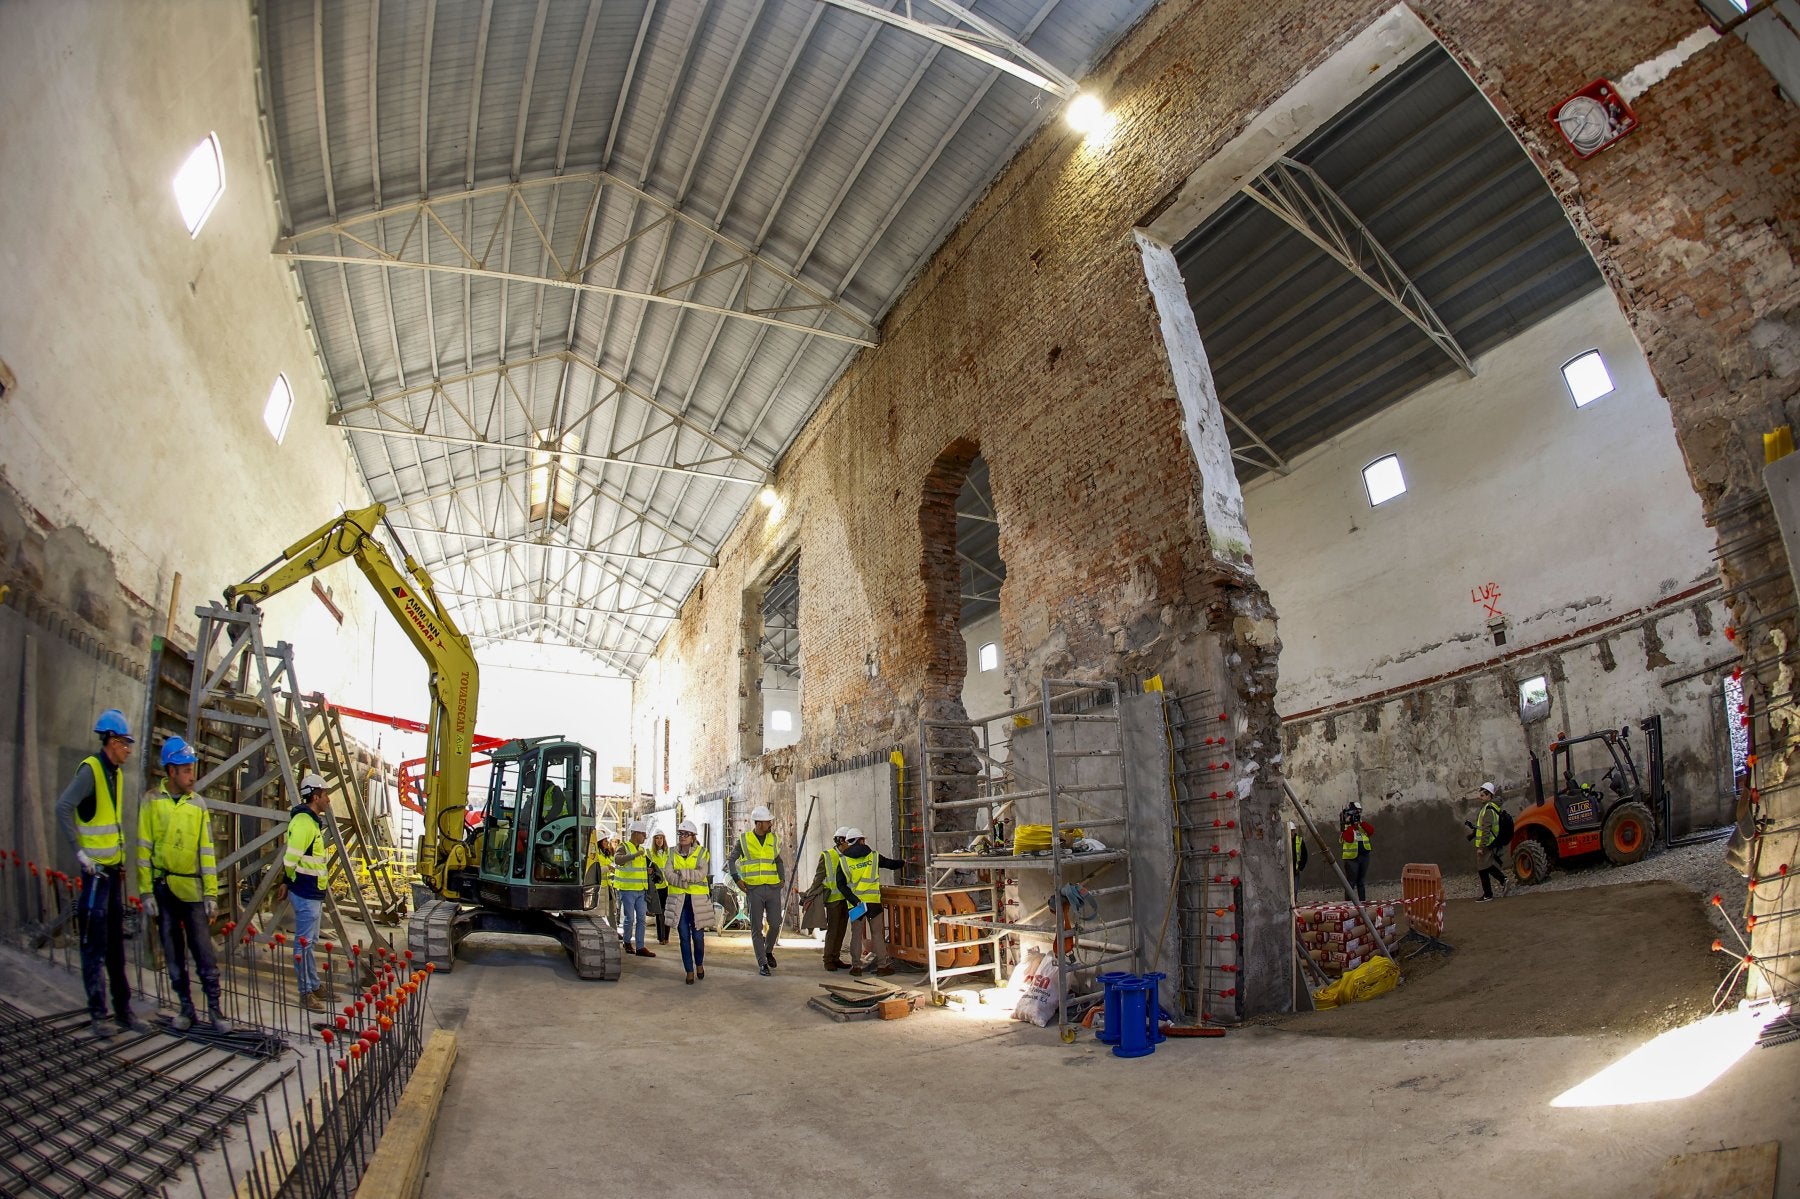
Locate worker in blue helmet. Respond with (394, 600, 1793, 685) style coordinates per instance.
(137, 736, 230, 1033)
(55, 707, 150, 1038)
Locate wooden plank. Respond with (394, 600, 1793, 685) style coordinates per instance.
(355, 1030, 460, 1199)
(1651, 1142, 1779, 1199)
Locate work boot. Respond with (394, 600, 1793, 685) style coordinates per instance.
(209, 1007, 234, 1034)
(171, 1008, 195, 1032)
(116, 1012, 152, 1034)
(759, 964, 772, 977)
(849, 966, 864, 977)
(685, 971, 696, 985)
(634, 947, 656, 958)
(824, 959, 843, 971)
(89, 1017, 115, 1040)
(317, 982, 339, 1001)
(301, 991, 328, 1013)
(875, 963, 896, 976)
(695, 965, 704, 980)
(766, 950, 777, 969)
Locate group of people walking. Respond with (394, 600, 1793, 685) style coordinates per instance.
(603, 805, 906, 981)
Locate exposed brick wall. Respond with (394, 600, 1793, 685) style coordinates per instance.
(634, 0, 1799, 1009)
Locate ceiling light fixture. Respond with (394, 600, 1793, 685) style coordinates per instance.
(759, 486, 779, 508)
(1066, 92, 1106, 134)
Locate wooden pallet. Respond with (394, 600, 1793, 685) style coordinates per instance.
(807, 993, 922, 1023)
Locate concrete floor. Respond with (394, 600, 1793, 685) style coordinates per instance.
(422, 930, 1797, 1199)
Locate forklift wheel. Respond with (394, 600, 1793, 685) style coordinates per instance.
(1511, 839, 1552, 886)
(1602, 801, 1654, 866)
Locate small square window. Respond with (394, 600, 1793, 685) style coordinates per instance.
(1562, 350, 1615, 408)
(173, 134, 226, 237)
(1362, 455, 1406, 506)
(769, 710, 793, 732)
(1519, 675, 1551, 723)
(263, 374, 294, 443)
(978, 642, 999, 672)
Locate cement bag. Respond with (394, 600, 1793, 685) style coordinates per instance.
(1311, 955, 1400, 1010)
(1011, 947, 1062, 1027)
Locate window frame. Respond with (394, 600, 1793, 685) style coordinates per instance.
(263, 373, 294, 444)
(978, 641, 1000, 672)
(172, 132, 226, 237)
(1561, 349, 1616, 408)
(1361, 454, 1407, 507)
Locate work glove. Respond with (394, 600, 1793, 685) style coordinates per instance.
(143, 894, 159, 920)
(76, 851, 95, 874)
(204, 899, 218, 921)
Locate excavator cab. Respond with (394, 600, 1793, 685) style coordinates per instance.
(474, 736, 600, 913)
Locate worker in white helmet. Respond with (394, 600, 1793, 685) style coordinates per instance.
(834, 829, 906, 976)
(666, 820, 715, 984)
(799, 827, 854, 970)
(726, 803, 786, 975)
(612, 817, 656, 957)
(273, 771, 334, 1012)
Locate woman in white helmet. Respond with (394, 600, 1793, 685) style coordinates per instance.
(665, 820, 715, 984)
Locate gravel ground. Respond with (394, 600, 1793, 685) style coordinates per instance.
(1298, 831, 1748, 936)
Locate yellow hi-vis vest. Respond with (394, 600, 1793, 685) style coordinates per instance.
(137, 782, 218, 902)
(841, 851, 882, 905)
(614, 841, 650, 892)
(1342, 825, 1372, 860)
(820, 848, 844, 903)
(77, 756, 125, 866)
(285, 808, 329, 896)
(737, 830, 780, 887)
(649, 847, 669, 888)
(668, 846, 710, 895)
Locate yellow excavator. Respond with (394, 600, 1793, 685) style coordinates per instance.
(225, 503, 622, 979)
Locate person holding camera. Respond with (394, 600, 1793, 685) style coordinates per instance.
(1339, 801, 1374, 902)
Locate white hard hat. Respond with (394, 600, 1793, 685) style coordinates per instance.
(299, 772, 328, 795)
(597, 825, 617, 839)
(1479, 782, 1498, 796)
(677, 820, 699, 835)
(832, 826, 850, 840)
(749, 805, 773, 822)
(844, 827, 865, 841)
(628, 817, 648, 835)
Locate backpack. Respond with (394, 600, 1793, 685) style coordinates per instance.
(1496, 807, 1515, 845)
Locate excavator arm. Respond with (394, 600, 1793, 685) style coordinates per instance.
(224, 503, 480, 900)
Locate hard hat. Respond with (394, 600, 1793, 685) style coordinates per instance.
(1479, 781, 1498, 796)
(677, 820, 699, 835)
(299, 771, 328, 795)
(628, 818, 648, 835)
(832, 826, 849, 841)
(749, 805, 773, 822)
(844, 827, 865, 841)
(160, 736, 198, 768)
(94, 708, 133, 742)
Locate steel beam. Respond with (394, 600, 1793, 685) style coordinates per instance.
(815, 0, 1075, 95)
(1242, 157, 1474, 378)
(278, 171, 879, 347)
(390, 522, 714, 568)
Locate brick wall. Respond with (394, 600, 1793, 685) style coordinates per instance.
(634, 0, 1799, 1010)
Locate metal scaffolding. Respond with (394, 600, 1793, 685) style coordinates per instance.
(919, 678, 1138, 1040)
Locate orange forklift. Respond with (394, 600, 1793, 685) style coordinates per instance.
(1509, 717, 1667, 885)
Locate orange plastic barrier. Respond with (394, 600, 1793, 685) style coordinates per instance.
(1397, 863, 1452, 957)
(1400, 863, 1446, 936)
(881, 885, 980, 967)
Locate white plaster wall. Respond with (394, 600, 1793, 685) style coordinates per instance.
(1244, 288, 1715, 713)
(0, 1, 380, 704)
(760, 662, 800, 752)
(960, 611, 1012, 768)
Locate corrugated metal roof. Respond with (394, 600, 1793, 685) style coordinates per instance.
(1176, 45, 1604, 478)
(257, 0, 1150, 674)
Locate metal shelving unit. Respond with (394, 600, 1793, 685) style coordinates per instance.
(919, 678, 1139, 1040)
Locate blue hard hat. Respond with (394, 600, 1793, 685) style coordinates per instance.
(160, 736, 198, 768)
(94, 708, 133, 741)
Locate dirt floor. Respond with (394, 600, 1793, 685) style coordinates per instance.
(1276, 879, 1735, 1040)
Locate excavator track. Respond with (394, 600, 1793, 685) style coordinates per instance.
(562, 911, 623, 980)
(407, 898, 463, 972)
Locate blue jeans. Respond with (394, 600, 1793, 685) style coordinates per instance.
(620, 889, 648, 949)
(290, 894, 322, 994)
(78, 867, 132, 1021)
(678, 898, 706, 972)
